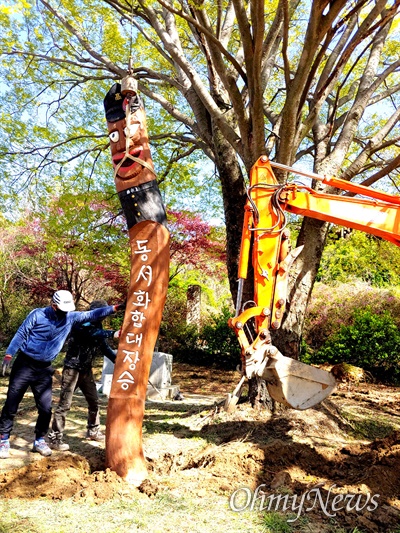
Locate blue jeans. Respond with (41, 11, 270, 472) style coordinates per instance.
(0, 352, 54, 438)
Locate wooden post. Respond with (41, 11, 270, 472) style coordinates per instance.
(106, 221, 169, 484)
(186, 284, 201, 328)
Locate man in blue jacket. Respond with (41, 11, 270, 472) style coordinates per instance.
(48, 299, 119, 451)
(0, 290, 123, 459)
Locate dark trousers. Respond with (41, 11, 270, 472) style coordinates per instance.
(0, 352, 54, 438)
(51, 367, 100, 436)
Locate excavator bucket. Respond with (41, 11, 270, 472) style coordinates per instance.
(258, 350, 336, 410)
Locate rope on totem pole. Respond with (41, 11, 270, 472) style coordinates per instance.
(112, 90, 157, 178)
(113, 3, 157, 180)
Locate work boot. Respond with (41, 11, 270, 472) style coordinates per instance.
(86, 427, 104, 442)
(0, 438, 10, 459)
(48, 431, 70, 451)
(32, 438, 52, 457)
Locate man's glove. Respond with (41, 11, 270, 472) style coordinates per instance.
(113, 329, 121, 339)
(113, 300, 126, 312)
(1, 355, 12, 377)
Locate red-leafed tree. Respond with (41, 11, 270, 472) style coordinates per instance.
(1, 193, 128, 308)
(168, 209, 226, 281)
(0, 202, 228, 347)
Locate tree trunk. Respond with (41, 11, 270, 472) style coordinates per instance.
(248, 377, 276, 412)
(211, 128, 252, 306)
(272, 217, 329, 359)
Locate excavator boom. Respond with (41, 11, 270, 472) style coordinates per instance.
(283, 189, 400, 246)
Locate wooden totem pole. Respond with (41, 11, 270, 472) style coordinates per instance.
(103, 73, 169, 484)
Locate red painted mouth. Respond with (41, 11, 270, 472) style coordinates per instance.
(112, 148, 143, 170)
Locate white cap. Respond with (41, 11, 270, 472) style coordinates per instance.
(52, 290, 76, 312)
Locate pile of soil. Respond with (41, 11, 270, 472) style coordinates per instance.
(0, 452, 125, 502)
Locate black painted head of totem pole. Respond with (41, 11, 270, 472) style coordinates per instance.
(103, 83, 154, 181)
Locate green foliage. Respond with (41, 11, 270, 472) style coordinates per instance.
(313, 307, 400, 383)
(303, 281, 400, 355)
(262, 511, 301, 532)
(0, 198, 230, 355)
(3, 198, 127, 300)
(158, 284, 203, 363)
(0, 290, 32, 349)
(0, 215, 42, 346)
(317, 231, 400, 287)
(299, 337, 313, 364)
(339, 409, 397, 440)
(302, 282, 400, 383)
(0, 0, 220, 222)
(159, 286, 240, 369)
(198, 306, 241, 369)
(1, 0, 398, 370)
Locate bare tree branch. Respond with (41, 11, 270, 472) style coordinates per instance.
(343, 153, 400, 195)
(155, 0, 247, 82)
(340, 106, 400, 181)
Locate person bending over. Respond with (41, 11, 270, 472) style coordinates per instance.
(0, 291, 123, 459)
(48, 299, 120, 451)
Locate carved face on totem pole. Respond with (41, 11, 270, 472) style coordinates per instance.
(103, 83, 155, 191)
(104, 82, 167, 230)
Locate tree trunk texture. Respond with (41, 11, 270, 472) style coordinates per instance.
(272, 216, 330, 359)
(248, 377, 276, 413)
(211, 127, 252, 306)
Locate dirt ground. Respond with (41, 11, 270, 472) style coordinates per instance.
(0, 363, 399, 532)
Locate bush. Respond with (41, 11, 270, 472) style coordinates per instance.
(198, 306, 241, 369)
(159, 296, 241, 369)
(0, 290, 34, 349)
(317, 231, 400, 287)
(158, 278, 240, 368)
(303, 281, 400, 354)
(162, 321, 205, 365)
(312, 307, 400, 383)
(158, 286, 204, 363)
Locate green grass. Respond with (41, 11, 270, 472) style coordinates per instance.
(339, 408, 399, 440)
(262, 512, 298, 532)
(0, 492, 265, 533)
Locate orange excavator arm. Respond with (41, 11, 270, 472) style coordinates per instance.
(226, 156, 400, 412)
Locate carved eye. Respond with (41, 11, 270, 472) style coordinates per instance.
(109, 131, 119, 143)
(124, 123, 140, 137)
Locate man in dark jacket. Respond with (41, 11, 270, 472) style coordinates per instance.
(0, 291, 123, 459)
(48, 300, 120, 451)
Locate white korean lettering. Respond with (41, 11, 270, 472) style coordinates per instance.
(117, 370, 135, 391)
(131, 290, 151, 309)
(130, 310, 146, 328)
(126, 332, 143, 347)
(134, 239, 152, 261)
(122, 350, 140, 364)
(136, 265, 153, 286)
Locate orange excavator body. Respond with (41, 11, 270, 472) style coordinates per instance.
(226, 156, 400, 411)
